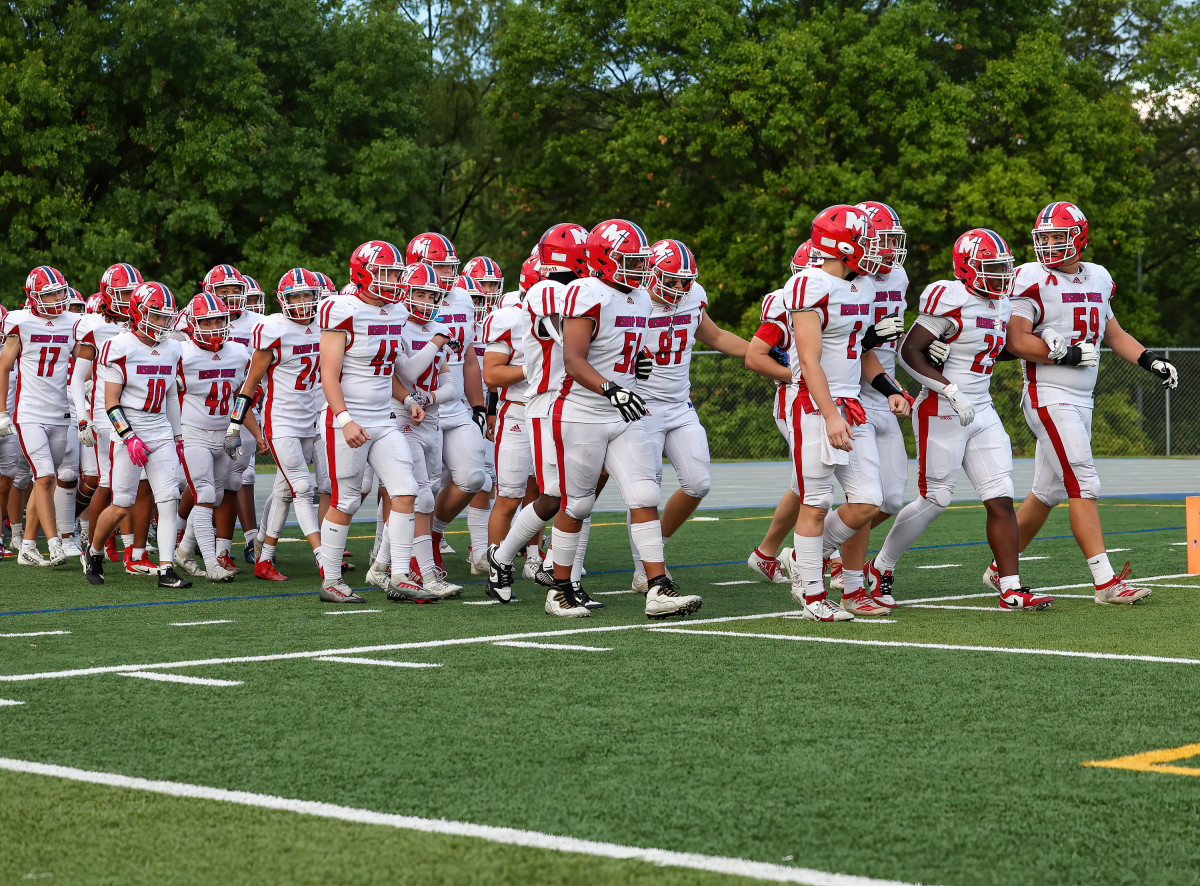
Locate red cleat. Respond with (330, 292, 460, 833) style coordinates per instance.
(254, 560, 288, 582)
(217, 553, 242, 574)
(104, 534, 121, 562)
(123, 551, 154, 575)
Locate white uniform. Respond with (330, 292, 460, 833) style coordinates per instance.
(0, 306, 30, 489)
(434, 288, 487, 494)
(522, 279, 568, 500)
(98, 332, 182, 508)
(483, 304, 532, 499)
(639, 285, 711, 499)
(782, 269, 880, 509)
(177, 339, 250, 505)
(909, 279, 1014, 506)
(76, 313, 128, 488)
(859, 266, 911, 514)
(473, 319, 496, 486)
(1010, 262, 1113, 504)
(317, 293, 416, 512)
(2, 309, 79, 480)
(227, 309, 265, 485)
(757, 288, 795, 446)
(395, 317, 451, 515)
(554, 277, 660, 520)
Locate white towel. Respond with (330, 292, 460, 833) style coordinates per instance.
(818, 414, 850, 466)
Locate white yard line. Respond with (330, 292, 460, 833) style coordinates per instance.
(0, 699, 25, 706)
(0, 630, 70, 638)
(492, 642, 612, 652)
(901, 573, 1193, 605)
(1139, 583, 1200, 589)
(689, 516, 720, 522)
(463, 600, 500, 606)
(1106, 548, 1130, 553)
(322, 609, 383, 616)
(593, 590, 632, 596)
(170, 620, 232, 627)
(781, 616, 896, 624)
(1019, 555, 1049, 561)
(0, 757, 939, 886)
(712, 580, 757, 586)
(905, 604, 1011, 613)
(649, 628, 1200, 666)
(121, 672, 242, 687)
(316, 657, 441, 669)
(915, 565, 959, 570)
(0, 610, 802, 684)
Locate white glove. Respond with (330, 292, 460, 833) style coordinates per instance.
(1150, 357, 1178, 389)
(1040, 327, 1068, 361)
(1077, 342, 1099, 367)
(927, 339, 951, 365)
(78, 420, 97, 448)
(942, 383, 975, 427)
(0, 412, 13, 437)
(84, 378, 94, 403)
(223, 423, 243, 458)
(411, 389, 434, 409)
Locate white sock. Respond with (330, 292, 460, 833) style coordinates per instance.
(414, 534, 434, 575)
(80, 516, 90, 547)
(876, 497, 944, 572)
(628, 519, 664, 575)
(319, 519, 350, 583)
(821, 510, 858, 559)
(21, 538, 35, 552)
(54, 485, 75, 537)
(999, 574, 1022, 593)
(388, 511, 415, 580)
(157, 505, 178, 568)
(12, 522, 23, 542)
(467, 504, 491, 557)
(572, 516, 592, 582)
(216, 537, 231, 559)
(193, 506, 218, 566)
(792, 532, 824, 599)
(432, 516, 449, 537)
(842, 566, 865, 595)
(497, 503, 547, 564)
(132, 547, 145, 560)
(178, 513, 197, 558)
(121, 533, 134, 550)
(551, 527, 580, 575)
(627, 513, 644, 576)
(261, 542, 276, 563)
(243, 528, 257, 546)
(1087, 552, 1115, 586)
(371, 497, 386, 562)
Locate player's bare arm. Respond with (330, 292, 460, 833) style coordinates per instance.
(389, 373, 427, 425)
(744, 336, 792, 382)
(482, 350, 525, 389)
(899, 323, 949, 388)
(792, 310, 851, 451)
(1104, 316, 1179, 388)
(237, 349, 275, 400)
(694, 313, 749, 359)
(319, 329, 368, 448)
(0, 335, 22, 414)
(561, 316, 609, 395)
(1003, 315, 1057, 363)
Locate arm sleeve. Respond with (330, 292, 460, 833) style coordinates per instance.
(914, 315, 955, 338)
(70, 356, 93, 421)
(165, 372, 183, 438)
(432, 373, 459, 405)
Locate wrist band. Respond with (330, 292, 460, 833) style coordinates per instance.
(1138, 349, 1161, 371)
(485, 392, 498, 416)
(869, 372, 905, 399)
(403, 395, 416, 409)
(334, 410, 352, 429)
(230, 393, 252, 425)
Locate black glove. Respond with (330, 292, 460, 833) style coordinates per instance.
(860, 313, 905, 351)
(768, 345, 790, 367)
(1138, 349, 1178, 389)
(634, 348, 654, 381)
(601, 381, 647, 422)
(472, 406, 488, 436)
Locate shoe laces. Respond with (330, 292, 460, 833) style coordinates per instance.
(648, 574, 678, 596)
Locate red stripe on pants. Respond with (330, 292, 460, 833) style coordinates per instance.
(916, 395, 938, 500)
(324, 412, 340, 510)
(551, 395, 568, 511)
(789, 391, 804, 500)
(1035, 406, 1081, 498)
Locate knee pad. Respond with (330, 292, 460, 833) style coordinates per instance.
(416, 487, 435, 514)
(289, 475, 312, 500)
(920, 482, 954, 510)
(678, 471, 711, 500)
(454, 466, 486, 495)
(881, 492, 905, 517)
(623, 478, 662, 511)
(56, 468, 78, 485)
(800, 485, 834, 511)
(1034, 487, 1067, 509)
(111, 490, 135, 508)
(976, 474, 1015, 502)
(565, 493, 597, 521)
(1074, 466, 1101, 500)
(195, 483, 218, 507)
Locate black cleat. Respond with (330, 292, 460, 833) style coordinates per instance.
(570, 581, 605, 610)
(157, 565, 193, 589)
(84, 551, 105, 586)
(484, 544, 515, 603)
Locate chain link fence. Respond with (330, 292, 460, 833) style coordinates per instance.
(689, 348, 1197, 461)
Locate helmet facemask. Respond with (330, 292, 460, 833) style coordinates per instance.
(407, 282, 444, 322)
(281, 287, 319, 321)
(1033, 228, 1081, 269)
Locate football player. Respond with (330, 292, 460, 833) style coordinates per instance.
(84, 282, 189, 588)
(628, 239, 749, 591)
(995, 201, 1173, 604)
(867, 229, 1052, 610)
(0, 266, 81, 566)
(317, 241, 433, 604)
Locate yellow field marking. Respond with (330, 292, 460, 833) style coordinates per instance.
(1083, 743, 1200, 777)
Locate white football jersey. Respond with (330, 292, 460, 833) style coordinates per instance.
(860, 265, 911, 409)
(318, 293, 409, 422)
(1010, 261, 1113, 408)
(228, 309, 266, 349)
(434, 288, 476, 421)
(558, 276, 650, 422)
(254, 315, 322, 438)
(2, 308, 78, 425)
(482, 304, 528, 404)
(177, 339, 251, 432)
(522, 279, 568, 420)
(99, 331, 182, 437)
(396, 317, 451, 422)
(782, 269, 872, 399)
(499, 289, 522, 309)
(76, 313, 129, 427)
(912, 279, 1009, 410)
(639, 283, 708, 404)
(758, 288, 792, 421)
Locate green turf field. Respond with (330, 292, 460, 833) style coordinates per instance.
(2, 499, 1198, 886)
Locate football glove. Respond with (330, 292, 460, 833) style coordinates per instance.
(1040, 327, 1068, 361)
(124, 434, 150, 468)
(1055, 343, 1099, 367)
(1139, 349, 1178, 389)
(223, 424, 243, 458)
(78, 419, 97, 448)
(0, 412, 13, 437)
(768, 345, 790, 367)
(601, 381, 647, 422)
(861, 313, 905, 351)
(927, 339, 951, 366)
(411, 389, 434, 409)
(942, 383, 975, 427)
(473, 405, 488, 436)
(634, 348, 654, 381)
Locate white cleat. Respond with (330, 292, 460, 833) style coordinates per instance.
(797, 591, 855, 622)
(173, 552, 206, 578)
(469, 551, 489, 576)
(1095, 564, 1152, 605)
(840, 589, 890, 617)
(545, 585, 590, 618)
(778, 547, 795, 580)
(421, 573, 463, 600)
(320, 580, 365, 604)
(746, 548, 789, 584)
(18, 547, 48, 567)
(983, 562, 1000, 592)
(521, 554, 544, 582)
(828, 560, 844, 592)
(47, 537, 68, 567)
(439, 537, 456, 555)
(60, 534, 83, 559)
(205, 562, 237, 583)
(644, 574, 702, 619)
(365, 559, 391, 590)
(632, 571, 649, 595)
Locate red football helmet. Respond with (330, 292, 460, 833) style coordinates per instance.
(520, 252, 544, 294)
(85, 292, 104, 314)
(202, 264, 248, 315)
(24, 266, 70, 316)
(243, 275, 265, 314)
(337, 283, 355, 299)
(790, 239, 826, 274)
(128, 282, 178, 342)
(953, 228, 1016, 298)
(406, 233, 459, 292)
(314, 272, 337, 297)
(99, 263, 143, 319)
(1032, 201, 1089, 269)
(402, 263, 445, 322)
(276, 268, 321, 321)
(586, 219, 653, 288)
(537, 222, 589, 275)
(855, 201, 907, 270)
(66, 287, 86, 314)
(811, 205, 884, 277)
(187, 293, 231, 351)
(647, 239, 697, 306)
(349, 240, 406, 303)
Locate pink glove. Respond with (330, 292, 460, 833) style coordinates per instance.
(124, 434, 150, 468)
(176, 439, 185, 464)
